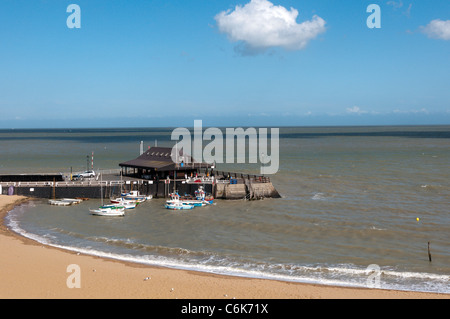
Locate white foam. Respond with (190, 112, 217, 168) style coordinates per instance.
(312, 193, 326, 200)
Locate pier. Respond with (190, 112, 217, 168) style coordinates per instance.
(0, 147, 281, 200)
(0, 170, 280, 200)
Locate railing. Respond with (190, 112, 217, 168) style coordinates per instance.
(214, 171, 271, 183)
(184, 176, 215, 184)
(174, 162, 212, 170)
(0, 180, 127, 188)
(215, 179, 230, 184)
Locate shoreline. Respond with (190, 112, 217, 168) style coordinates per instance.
(0, 195, 448, 299)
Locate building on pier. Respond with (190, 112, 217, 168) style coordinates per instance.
(119, 147, 213, 181)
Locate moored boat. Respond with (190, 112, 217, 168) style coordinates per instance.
(165, 201, 194, 210)
(90, 206, 125, 217)
(121, 190, 152, 202)
(48, 198, 83, 206)
(181, 199, 209, 207)
(194, 186, 214, 204)
(110, 197, 139, 209)
(165, 193, 194, 210)
(48, 199, 72, 206)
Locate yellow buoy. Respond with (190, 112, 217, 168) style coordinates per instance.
(416, 218, 420, 222)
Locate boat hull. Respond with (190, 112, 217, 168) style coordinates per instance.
(110, 198, 138, 209)
(90, 206, 125, 216)
(165, 203, 194, 210)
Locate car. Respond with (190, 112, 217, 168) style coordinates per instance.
(73, 170, 96, 180)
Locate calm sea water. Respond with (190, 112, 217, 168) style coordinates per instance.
(2, 126, 449, 294)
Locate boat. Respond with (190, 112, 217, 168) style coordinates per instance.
(62, 198, 83, 204)
(180, 199, 209, 207)
(90, 172, 125, 216)
(48, 198, 83, 206)
(49, 199, 72, 206)
(167, 192, 211, 208)
(165, 193, 194, 210)
(121, 190, 152, 202)
(165, 201, 194, 210)
(90, 206, 125, 217)
(194, 186, 214, 204)
(110, 197, 139, 209)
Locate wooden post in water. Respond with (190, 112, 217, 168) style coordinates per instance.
(428, 241, 432, 262)
(52, 178, 56, 200)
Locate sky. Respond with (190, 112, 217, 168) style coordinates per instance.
(0, 0, 449, 128)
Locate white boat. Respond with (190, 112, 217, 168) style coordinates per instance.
(121, 190, 152, 202)
(165, 193, 194, 210)
(165, 201, 194, 210)
(90, 172, 125, 216)
(195, 186, 214, 204)
(49, 198, 83, 206)
(49, 199, 72, 206)
(90, 206, 125, 217)
(181, 199, 209, 207)
(62, 198, 83, 204)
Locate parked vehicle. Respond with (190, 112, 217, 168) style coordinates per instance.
(72, 170, 96, 180)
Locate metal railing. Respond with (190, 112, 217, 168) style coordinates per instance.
(214, 171, 271, 183)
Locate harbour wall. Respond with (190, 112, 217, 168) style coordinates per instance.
(1, 180, 281, 200)
(0, 181, 213, 199)
(0, 172, 281, 200)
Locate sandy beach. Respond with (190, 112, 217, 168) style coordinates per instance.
(0, 195, 448, 299)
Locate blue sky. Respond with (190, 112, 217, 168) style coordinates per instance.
(0, 0, 449, 128)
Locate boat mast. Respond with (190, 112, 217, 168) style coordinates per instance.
(100, 169, 103, 206)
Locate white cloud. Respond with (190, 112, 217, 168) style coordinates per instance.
(386, 1, 403, 9)
(346, 106, 368, 115)
(404, 3, 412, 18)
(387, 1, 412, 18)
(215, 0, 326, 55)
(421, 19, 450, 40)
(393, 108, 429, 114)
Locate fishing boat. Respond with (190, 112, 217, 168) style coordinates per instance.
(165, 193, 194, 210)
(165, 201, 194, 210)
(195, 186, 214, 204)
(180, 199, 210, 207)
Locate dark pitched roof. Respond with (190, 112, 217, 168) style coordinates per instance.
(119, 146, 209, 171)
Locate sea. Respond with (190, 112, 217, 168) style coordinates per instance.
(1, 125, 449, 294)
